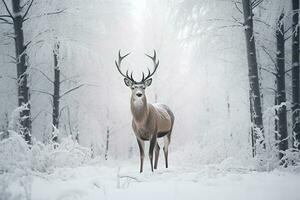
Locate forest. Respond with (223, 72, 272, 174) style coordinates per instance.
(0, 0, 300, 199)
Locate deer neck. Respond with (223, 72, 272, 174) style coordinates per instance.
(131, 95, 149, 123)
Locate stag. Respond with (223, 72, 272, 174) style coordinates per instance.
(115, 50, 175, 172)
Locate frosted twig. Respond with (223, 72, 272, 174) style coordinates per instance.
(119, 175, 143, 182)
(60, 84, 85, 98)
(22, 0, 34, 20)
(1, 0, 13, 19)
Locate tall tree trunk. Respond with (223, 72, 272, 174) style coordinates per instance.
(292, 0, 300, 150)
(242, 0, 264, 156)
(276, 13, 288, 160)
(12, 0, 31, 144)
(105, 126, 109, 160)
(274, 83, 278, 142)
(52, 42, 60, 142)
(105, 107, 110, 160)
(249, 89, 255, 157)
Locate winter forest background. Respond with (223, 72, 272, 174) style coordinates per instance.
(0, 0, 300, 199)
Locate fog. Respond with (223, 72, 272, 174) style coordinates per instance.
(0, 0, 253, 163)
(0, 0, 292, 163)
(2, 0, 300, 199)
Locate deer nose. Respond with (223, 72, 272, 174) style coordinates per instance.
(136, 92, 143, 97)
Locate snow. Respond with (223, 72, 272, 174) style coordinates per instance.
(0, 155, 300, 200)
(5, 161, 300, 200)
(0, 133, 300, 200)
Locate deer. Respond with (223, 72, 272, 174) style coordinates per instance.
(115, 50, 175, 173)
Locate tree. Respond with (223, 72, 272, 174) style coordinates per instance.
(104, 126, 110, 160)
(242, 0, 265, 155)
(275, 12, 288, 160)
(0, 0, 35, 143)
(52, 41, 60, 142)
(292, 0, 300, 150)
(34, 42, 84, 142)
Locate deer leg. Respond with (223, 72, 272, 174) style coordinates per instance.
(163, 135, 170, 168)
(149, 135, 157, 172)
(137, 138, 145, 173)
(154, 142, 160, 169)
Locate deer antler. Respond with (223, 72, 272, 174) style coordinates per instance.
(115, 50, 136, 83)
(142, 50, 159, 82)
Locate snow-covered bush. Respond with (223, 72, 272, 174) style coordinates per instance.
(0, 131, 91, 174)
(0, 131, 31, 173)
(46, 136, 91, 169)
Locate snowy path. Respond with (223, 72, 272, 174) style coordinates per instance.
(29, 161, 300, 200)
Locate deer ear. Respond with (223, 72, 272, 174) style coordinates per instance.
(144, 78, 152, 87)
(124, 78, 133, 87)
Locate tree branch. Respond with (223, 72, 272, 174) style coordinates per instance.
(23, 8, 67, 22)
(216, 24, 242, 31)
(32, 109, 51, 122)
(7, 54, 17, 63)
(119, 175, 142, 182)
(260, 45, 278, 71)
(285, 67, 293, 74)
(284, 25, 293, 34)
(232, 0, 243, 14)
(24, 40, 32, 49)
(1, 0, 13, 19)
(232, 16, 243, 25)
(22, 0, 34, 20)
(30, 67, 53, 83)
(32, 89, 53, 96)
(60, 84, 84, 99)
(284, 34, 293, 41)
(260, 67, 277, 76)
(0, 17, 13, 24)
(60, 75, 80, 84)
(253, 18, 276, 32)
(252, 0, 264, 9)
(263, 87, 276, 93)
(58, 105, 68, 120)
(0, 14, 12, 18)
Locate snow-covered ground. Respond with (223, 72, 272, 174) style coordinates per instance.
(4, 159, 300, 200)
(1, 134, 300, 200)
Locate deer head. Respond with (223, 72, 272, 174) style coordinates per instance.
(115, 50, 159, 101)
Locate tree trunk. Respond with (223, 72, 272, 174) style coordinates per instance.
(249, 90, 255, 157)
(12, 0, 31, 144)
(242, 0, 264, 156)
(274, 84, 278, 142)
(276, 13, 288, 160)
(52, 42, 60, 142)
(292, 0, 300, 150)
(105, 126, 109, 160)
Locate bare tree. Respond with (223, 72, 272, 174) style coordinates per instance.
(292, 0, 300, 150)
(275, 12, 288, 161)
(0, 0, 36, 143)
(0, 0, 66, 143)
(52, 42, 60, 142)
(32, 41, 84, 143)
(104, 104, 111, 160)
(242, 0, 265, 156)
(104, 125, 110, 160)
